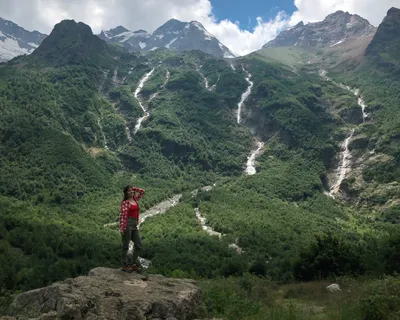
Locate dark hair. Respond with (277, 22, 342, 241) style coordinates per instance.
(122, 185, 133, 202)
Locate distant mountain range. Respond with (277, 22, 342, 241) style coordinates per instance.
(0, 9, 397, 62)
(0, 17, 235, 62)
(98, 19, 235, 58)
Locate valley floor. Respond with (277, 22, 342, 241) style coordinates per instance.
(199, 275, 400, 320)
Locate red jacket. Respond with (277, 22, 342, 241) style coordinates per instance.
(120, 188, 145, 232)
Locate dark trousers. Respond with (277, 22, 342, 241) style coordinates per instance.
(121, 218, 143, 266)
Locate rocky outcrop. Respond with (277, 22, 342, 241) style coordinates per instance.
(4, 267, 202, 320)
(338, 106, 364, 125)
(349, 134, 369, 151)
(264, 10, 376, 49)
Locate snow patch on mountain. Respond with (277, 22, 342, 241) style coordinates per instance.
(330, 38, 346, 47)
(118, 31, 135, 42)
(0, 18, 47, 62)
(0, 36, 28, 61)
(165, 37, 178, 48)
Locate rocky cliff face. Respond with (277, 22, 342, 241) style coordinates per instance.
(3, 268, 202, 320)
(264, 10, 376, 49)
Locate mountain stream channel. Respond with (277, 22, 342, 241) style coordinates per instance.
(103, 66, 272, 267)
(319, 70, 369, 198)
(105, 66, 370, 268)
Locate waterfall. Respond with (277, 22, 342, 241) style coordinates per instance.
(320, 69, 370, 197)
(133, 68, 155, 134)
(197, 66, 210, 90)
(329, 129, 355, 197)
(97, 118, 108, 149)
(112, 68, 118, 84)
(320, 70, 369, 122)
(245, 140, 264, 175)
(237, 67, 254, 124)
(148, 69, 170, 103)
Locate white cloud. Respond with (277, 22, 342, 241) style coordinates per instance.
(0, 0, 398, 56)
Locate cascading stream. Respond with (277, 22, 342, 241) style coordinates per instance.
(320, 69, 370, 197)
(320, 70, 368, 122)
(105, 184, 243, 266)
(194, 208, 222, 238)
(110, 101, 132, 143)
(245, 140, 264, 175)
(236, 66, 263, 175)
(149, 69, 170, 102)
(237, 67, 254, 124)
(134, 68, 155, 134)
(329, 129, 355, 197)
(210, 75, 220, 91)
(97, 118, 108, 149)
(194, 207, 243, 253)
(112, 68, 118, 84)
(197, 65, 210, 90)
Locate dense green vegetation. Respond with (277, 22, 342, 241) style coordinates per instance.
(198, 275, 400, 320)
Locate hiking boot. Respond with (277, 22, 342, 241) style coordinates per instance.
(121, 265, 133, 273)
(129, 264, 142, 273)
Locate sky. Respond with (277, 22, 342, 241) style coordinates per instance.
(0, 0, 399, 56)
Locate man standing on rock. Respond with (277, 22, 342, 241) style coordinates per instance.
(120, 185, 145, 273)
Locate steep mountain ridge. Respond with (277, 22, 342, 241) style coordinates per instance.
(30, 20, 111, 66)
(0, 17, 47, 62)
(99, 19, 235, 58)
(98, 25, 151, 52)
(263, 10, 376, 49)
(366, 7, 400, 68)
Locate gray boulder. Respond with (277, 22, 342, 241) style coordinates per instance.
(5, 267, 202, 320)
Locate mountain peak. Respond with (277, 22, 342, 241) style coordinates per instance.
(31, 19, 109, 65)
(107, 25, 129, 36)
(327, 10, 347, 16)
(0, 17, 47, 62)
(387, 7, 400, 15)
(366, 6, 400, 63)
(263, 10, 376, 49)
(52, 19, 93, 36)
(98, 18, 235, 58)
(146, 18, 234, 58)
(293, 21, 304, 28)
(134, 29, 148, 34)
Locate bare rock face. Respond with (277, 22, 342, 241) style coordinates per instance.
(263, 10, 376, 49)
(4, 267, 202, 320)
